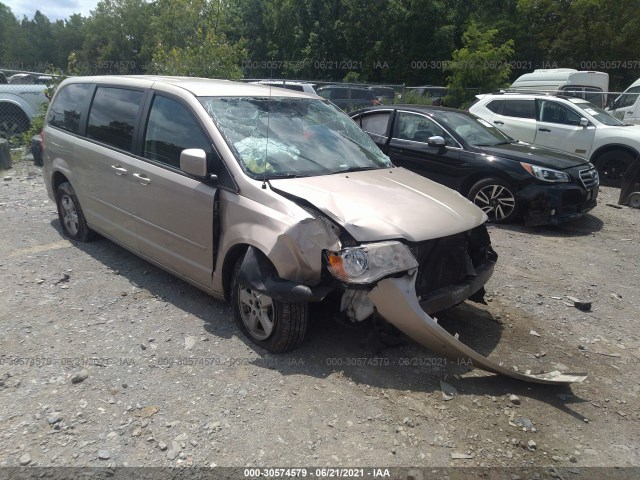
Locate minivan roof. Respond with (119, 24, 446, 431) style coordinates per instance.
(61, 75, 317, 98)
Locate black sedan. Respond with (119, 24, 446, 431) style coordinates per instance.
(350, 105, 600, 225)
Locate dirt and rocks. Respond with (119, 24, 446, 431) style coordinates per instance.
(1, 155, 639, 476)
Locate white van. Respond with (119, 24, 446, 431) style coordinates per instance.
(509, 68, 609, 107)
(609, 78, 640, 124)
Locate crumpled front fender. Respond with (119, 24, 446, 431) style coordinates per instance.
(368, 273, 587, 384)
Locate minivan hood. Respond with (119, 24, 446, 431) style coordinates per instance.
(479, 142, 588, 169)
(269, 167, 486, 242)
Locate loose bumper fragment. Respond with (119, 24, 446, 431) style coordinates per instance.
(369, 273, 587, 384)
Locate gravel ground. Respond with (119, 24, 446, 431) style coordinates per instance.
(1, 155, 639, 477)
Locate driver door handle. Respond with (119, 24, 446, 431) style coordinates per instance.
(111, 165, 128, 175)
(133, 173, 151, 185)
(493, 120, 504, 125)
(538, 128, 551, 132)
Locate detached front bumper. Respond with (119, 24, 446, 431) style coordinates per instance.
(369, 272, 587, 384)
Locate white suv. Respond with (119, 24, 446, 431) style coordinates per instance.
(470, 93, 640, 184)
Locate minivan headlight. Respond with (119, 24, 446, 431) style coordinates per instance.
(326, 242, 418, 284)
(520, 162, 570, 183)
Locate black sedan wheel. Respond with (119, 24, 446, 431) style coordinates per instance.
(593, 150, 633, 187)
(468, 178, 518, 223)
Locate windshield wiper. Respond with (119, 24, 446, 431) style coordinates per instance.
(335, 166, 385, 174)
(265, 172, 309, 179)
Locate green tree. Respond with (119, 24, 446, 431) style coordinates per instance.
(50, 14, 87, 70)
(445, 21, 514, 107)
(146, 0, 246, 79)
(0, 3, 19, 65)
(79, 0, 153, 74)
(515, 0, 640, 91)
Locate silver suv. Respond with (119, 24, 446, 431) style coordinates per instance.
(42, 75, 582, 384)
(470, 92, 640, 184)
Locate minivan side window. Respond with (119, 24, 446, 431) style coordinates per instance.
(144, 95, 213, 169)
(48, 83, 94, 134)
(87, 87, 143, 152)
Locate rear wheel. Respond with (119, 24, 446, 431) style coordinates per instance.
(231, 257, 308, 353)
(468, 178, 519, 224)
(593, 150, 633, 187)
(55, 182, 94, 241)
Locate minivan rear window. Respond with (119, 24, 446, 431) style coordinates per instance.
(48, 83, 94, 134)
(87, 87, 144, 152)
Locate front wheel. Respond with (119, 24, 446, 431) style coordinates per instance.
(468, 178, 519, 224)
(55, 182, 94, 241)
(231, 257, 308, 353)
(593, 150, 633, 187)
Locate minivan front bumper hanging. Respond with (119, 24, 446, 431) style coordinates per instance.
(369, 272, 587, 385)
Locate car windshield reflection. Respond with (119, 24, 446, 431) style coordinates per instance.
(438, 111, 513, 147)
(568, 98, 625, 126)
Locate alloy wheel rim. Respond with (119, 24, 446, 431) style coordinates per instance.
(60, 194, 79, 236)
(473, 184, 516, 221)
(238, 288, 274, 340)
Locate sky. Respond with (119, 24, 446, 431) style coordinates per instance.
(6, 0, 100, 21)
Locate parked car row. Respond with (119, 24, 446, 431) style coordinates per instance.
(469, 92, 640, 185)
(351, 105, 599, 225)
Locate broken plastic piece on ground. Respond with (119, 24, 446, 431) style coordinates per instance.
(566, 296, 592, 312)
(369, 273, 588, 384)
(440, 380, 457, 401)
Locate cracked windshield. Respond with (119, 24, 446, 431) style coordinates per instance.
(199, 97, 392, 178)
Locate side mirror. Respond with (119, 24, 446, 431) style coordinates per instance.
(427, 135, 446, 152)
(180, 148, 208, 177)
(579, 118, 589, 128)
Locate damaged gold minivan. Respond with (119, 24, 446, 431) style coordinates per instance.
(43, 76, 585, 384)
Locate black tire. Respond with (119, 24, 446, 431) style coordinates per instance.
(31, 135, 43, 166)
(231, 257, 308, 353)
(468, 177, 519, 224)
(593, 150, 634, 187)
(55, 182, 94, 242)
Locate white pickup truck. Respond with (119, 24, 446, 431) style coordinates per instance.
(0, 82, 48, 140)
